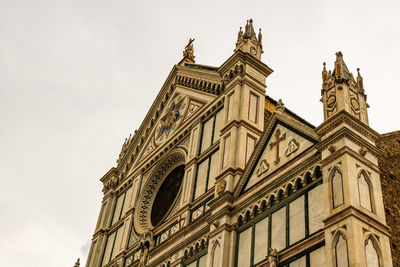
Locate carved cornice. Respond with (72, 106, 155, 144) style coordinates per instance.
(218, 50, 273, 79)
(320, 146, 380, 173)
(323, 205, 390, 237)
(316, 110, 380, 141)
(316, 126, 382, 157)
(175, 74, 223, 95)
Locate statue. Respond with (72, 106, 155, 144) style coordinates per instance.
(237, 27, 243, 43)
(138, 242, 149, 267)
(268, 248, 279, 267)
(183, 38, 195, 61)
(138, 231, 153, 267)
(216, 180, 227, 196)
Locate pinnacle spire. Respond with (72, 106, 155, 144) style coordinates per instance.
(243, 19, 256, 39)
(357, 68, 364, 93)
(322, 62, 327, 82)
(74, 258, 80, 267)
(333, 51, 351, 80)
(234, 19, 263, 60)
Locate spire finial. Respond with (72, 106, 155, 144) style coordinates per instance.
(74, 258, 80, 267)
(322, 62, 328, 82)
(334, 51, 344, 79)
(258, 28, 262, 45)
(276, 99, 285, 112)
(356, 68, 364, 93)
(237, 27, 243, 43)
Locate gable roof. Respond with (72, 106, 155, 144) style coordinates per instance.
(233, 110, 320, 197)
(114, 62, 223, 180)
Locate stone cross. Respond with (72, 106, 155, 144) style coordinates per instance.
(269, 129, 286, 165)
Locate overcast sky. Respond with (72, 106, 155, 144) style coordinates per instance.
(1, 0, 399, 266)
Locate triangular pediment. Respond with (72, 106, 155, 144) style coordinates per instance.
(234, 112, 320, 196)
(116, 64, 222, 178)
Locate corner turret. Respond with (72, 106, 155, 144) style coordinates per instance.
(234, 19, 263, 60)
(321, 51, 369, 125)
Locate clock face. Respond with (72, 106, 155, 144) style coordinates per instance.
(250, 47, 257, 55)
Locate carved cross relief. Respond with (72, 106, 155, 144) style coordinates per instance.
(269, 129, 286, 165)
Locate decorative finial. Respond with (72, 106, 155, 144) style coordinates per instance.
(356, 68, 364, 93)
(237, 27, 243, 43)
(322, 62, 327, 82)
(183, 38, 195, 62)
(258, 28, 262, 45)
(276, 99, 285, 112)
(74, 258, 80, 267)
(334, 51, 344, 79)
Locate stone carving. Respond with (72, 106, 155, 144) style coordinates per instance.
(268, 248, 279, 267)
(327, 95, 336, 109)
(328, 144, 336, 153)
(193, 207, 203, 220)
(216, 180, 227, 196)
(270, 129, 286, 165)
(285, 138, 299, 157)
(125, 257, 132, 266)
(359, 146, 368, 156)
(351, 98, 360, 111)
(237, 26, 243, 43)
(257, 159, 270, 176)
(138, 232, 153, 267)
(160, 232, 168, 243)
(185, 102, 202, 121)
(183, 38, 195, 61)
(275, 99, 285, 112)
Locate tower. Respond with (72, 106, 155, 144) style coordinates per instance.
(318, 52, 392, 266)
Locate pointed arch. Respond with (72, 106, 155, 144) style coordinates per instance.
(358, 170, 374, 213)
(333, 229, 349, 267)
(211, 240, 221, 267)
(364, 232, 382, 267)
(329, 166, 344, 208)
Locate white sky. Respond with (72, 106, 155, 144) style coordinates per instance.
(0, 0, 399, 266)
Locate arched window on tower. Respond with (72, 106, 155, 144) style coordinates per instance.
(335, 233, 349, 267)
(358, 172, 373, 212)
(365, 237, 380, 267)
(331, 169, 344, 208)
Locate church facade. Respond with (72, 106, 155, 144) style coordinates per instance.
(84, 20, 395, 267)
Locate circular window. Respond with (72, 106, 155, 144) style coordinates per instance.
(150, 164, 185, 227)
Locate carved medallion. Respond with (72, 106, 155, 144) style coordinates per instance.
(327, 95, 336, 109)
(285, 138, 300, 157)
(257, 159, 270, 176)
(351, 98, 360, 110)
